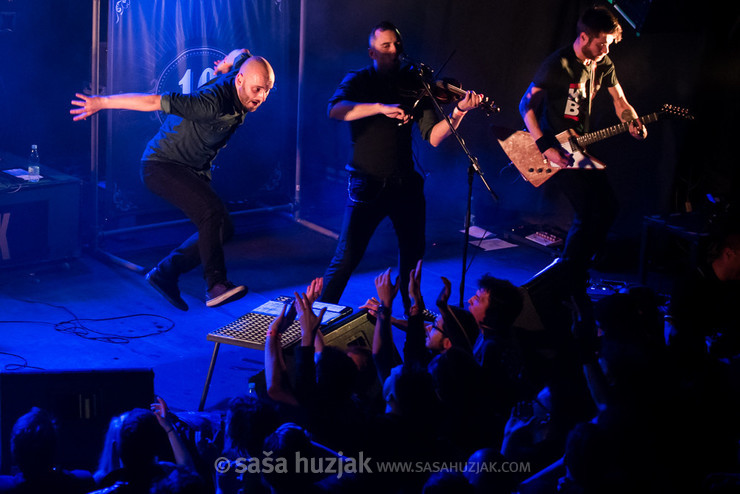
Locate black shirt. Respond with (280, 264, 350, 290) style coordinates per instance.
(533, 45, 619, 135)
(328, 64, 439, 179)
(141, 53, 251, 178)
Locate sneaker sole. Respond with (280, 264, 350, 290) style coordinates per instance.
(146, 271, 189, 311)
(206, 285, 248, 307)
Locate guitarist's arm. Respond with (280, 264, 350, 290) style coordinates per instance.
(608, 84, 647, 140)
(519, 83, 573, 167)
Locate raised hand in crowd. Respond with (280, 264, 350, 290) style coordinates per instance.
(370, 268, 400, 381)
(436, 275, 452, 311)
(305, 276, 324, 305)
(500, 404, 539, 460)
(375, 267, 400, 310)
(265, 301, 299, 406)
(150, 396, 194, 468)
(303, 277, 328, 352)
(359, 296, 381, 317)
(295, 289, 327, 348)
(408, 259, 425, 317)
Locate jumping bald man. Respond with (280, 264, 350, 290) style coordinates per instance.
(71, 51, 275, 310)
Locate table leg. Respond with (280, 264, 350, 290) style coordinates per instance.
(198, 342, 221, 412)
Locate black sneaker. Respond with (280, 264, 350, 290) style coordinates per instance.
(146, 268, 188, 311)
(206, 281, 247, 307)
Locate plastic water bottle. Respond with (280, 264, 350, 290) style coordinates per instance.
(28, 144, 40, 182)
(247, 382, 256, 396)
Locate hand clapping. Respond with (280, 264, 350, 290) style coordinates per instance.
(295, 290, 326, 347)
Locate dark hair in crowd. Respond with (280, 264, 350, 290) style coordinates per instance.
(11, 407, 57, 475)
(478, 274, 524, 330)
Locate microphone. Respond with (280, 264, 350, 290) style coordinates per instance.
(399, 54, 434, 80)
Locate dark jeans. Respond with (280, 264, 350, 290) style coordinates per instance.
(320, 172, 426, 308)
(554, 169, 619, 289)
(141, 161, 234, 289)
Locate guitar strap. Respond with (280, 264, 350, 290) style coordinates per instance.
(586, 62, 594, 133)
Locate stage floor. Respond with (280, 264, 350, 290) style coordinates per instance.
(0, 212, 649, 413)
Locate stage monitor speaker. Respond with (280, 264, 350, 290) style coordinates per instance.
(322, 309, 376, 350)
(513, 260, 577, 390)
(0, 368, 154, 474)
(514, 258, 572, 336)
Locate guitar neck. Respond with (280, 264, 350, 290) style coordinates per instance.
(576, 111, 661, 147)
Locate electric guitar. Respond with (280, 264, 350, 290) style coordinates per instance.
(493, 104, 694, 187)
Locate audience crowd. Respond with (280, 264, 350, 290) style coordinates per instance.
(0, 229, 738, 494)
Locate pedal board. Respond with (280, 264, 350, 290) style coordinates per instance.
(504, 224, 565, 254)
(525, 231, 563, 247)
(587, 280, 628, 300)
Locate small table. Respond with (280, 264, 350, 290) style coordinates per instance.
(198, 297, 352, 411)
(1, 159, 81, 268)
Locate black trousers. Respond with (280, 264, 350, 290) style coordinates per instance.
(554, 169, 619, 289)
(320, 172, 426, 308)
(141, 161, 234, 289)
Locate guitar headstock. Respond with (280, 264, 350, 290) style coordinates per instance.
(660, 103, 695, 120)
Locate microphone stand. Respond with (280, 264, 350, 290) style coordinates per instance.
(414, 71, 499, 307)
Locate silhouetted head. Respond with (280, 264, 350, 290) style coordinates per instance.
(383, 363, 439, 419)
(11, 407, 57, 476)
(428, 346, 484, 406)
(261, 423, 340, 491)
(119, 408, 168, 469)
(95, 411, 128, 483)
(317, 345, 359, 402)
(226, 394, 280, 457)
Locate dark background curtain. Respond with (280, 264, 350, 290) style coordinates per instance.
(104, 0, 298, 229)
(0, 0, 93, 178)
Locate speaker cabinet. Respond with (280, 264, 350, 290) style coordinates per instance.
(322, 309, 376, 350)
(0, 368, 154, 473)
(515, 258, 572, 336)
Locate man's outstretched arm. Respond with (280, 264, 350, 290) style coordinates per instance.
(70, 93, 162, 121)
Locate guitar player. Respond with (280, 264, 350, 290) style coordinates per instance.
(518, 5, 647, 299)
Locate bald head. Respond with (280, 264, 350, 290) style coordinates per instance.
(235, 56, 275, 112)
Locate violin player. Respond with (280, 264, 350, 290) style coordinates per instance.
(318, 21, 485, 312)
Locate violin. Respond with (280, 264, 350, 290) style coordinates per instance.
(428, 77, 500, 116)
(398, 59, 499, 117)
